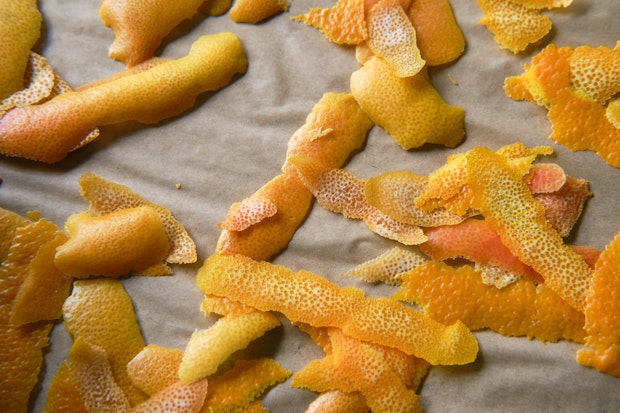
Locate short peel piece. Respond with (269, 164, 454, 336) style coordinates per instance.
(197, 253, 479, 365)
(127, 345, 184, 396)
(342, 246, 428, 285)
(293, 0, 367, 45)
(229, 0, 289, 24)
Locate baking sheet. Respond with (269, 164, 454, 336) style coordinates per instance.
(1, 0, 619, 411)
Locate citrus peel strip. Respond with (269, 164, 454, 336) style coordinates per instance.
(293, 0, 367, 45)
(126, 345, 184, 396)
(197, 253, 479, 365)
(229, 0, 290, 24)
(342, 246, 429, 285)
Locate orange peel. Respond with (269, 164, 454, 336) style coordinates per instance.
(394, 261, 587, 343)
(342, 246, 428, 285)
(202, 358, 291, 413)
(201, 294, 258, 317)
(0, 0, 41, 100)
(293, 0, 367, 45)
(229, 0, 289, 24)
(463, 146, 591, 311)
(42, 362, 88, 413)
(178, 312, 281, 384)
(577, 229, 620, 377)
(406, 0, 465, 66)
(290, 157, 428, 245)
(505, 43, 620, 167)
(126, 345, 184, 396)
(78, 172, 197, 264)
(130, 379, 208, 413)
(197, 253, 479, 365)
(350, 57, 465, 150)
(99, 0, 206, 67)
(0, 32, 248, 163)
(199, 0, 233, 16)
(67, 337, 131, 413)
(62, 278, 147, 405)
(366, 0, 425, 77)
(218, 196, 278, 232)
(54, 207, 171, 278)
(306, 390, 369, 413)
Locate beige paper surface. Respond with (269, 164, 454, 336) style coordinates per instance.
(2, 0, 619, 411)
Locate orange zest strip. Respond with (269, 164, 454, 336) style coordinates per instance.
(201, 294, 258, 317)
(126, 345, 184, 396)
(350, 57, 465, 150)
(305, 390, 369, 413)
(525, 163, 566, 194)
(78, 173, 197, 265)
(218, 197, 278, 232)
(67, 337, 131, 413)
(62, 279, 147, 405)
(199, 0, 233, 16)
(342, 246, 429, 285)
(0, 32, 248, 163)
(576, 229, 620, 377)
(293, 0, 367, 45)
(42, 362, 88, 413)
(289, 157, 428, 245)
(130, 379, 208, 413)
(202, 358, 292, 413)
(178, 312, 281, 384)
(229, 0, 289, 24)
(0, 0, 41, 100)
(394, 261, 587, 343)
(99, 0, 206, 67)
(197, 253, 479, 365)
(463, 146, 591, 311)
(406, 0, 465, 66)
(54, 207, 171, 278)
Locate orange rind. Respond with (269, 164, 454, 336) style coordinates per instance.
(202, 358, 291, 413)
(78, 172, 197, 265)
(130, 379, 208, 413)
(0, 0, 41, 100)
(394, 261, 587, 343)
(0, 32, 248, 163)
(67, 337, 131, 413)
(42, 362, 88, 413)
(197, 253, 479, 365)
(178, 312, 281, 384)
(229, 0, 290, 24)
(99, 0, 207, 67)
(505, 43, 620, 167)
(463, 146, 592, 311)
(306, 390, 369, 413)
(199, 0, 233, 16)
(350, 57, 465, 150)
(289, 157, 428, 245)
(126, 345, 184, 396)
(62, 279, 147, 405)
(54, 207, 171, 278)
(406, 0, 465, 66)
(218, 196, 278, 232)
(342, 246, 428, 285)
(201, 294, 258, 317)
(366, 0, 425, 77)
(293, 0, 367, 45)
(577, 229, 620, 377)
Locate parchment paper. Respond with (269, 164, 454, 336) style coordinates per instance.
(1, 1, 619, 412)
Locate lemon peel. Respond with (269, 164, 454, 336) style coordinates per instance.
(197, 253, 479, 365)
(394, 261, 587, 343)
(350, 57, 464, 150)
(55, 207, 171, 278)
(178, 312, 281, 384)
(0, 32, 248, 163)
(0, 0, 41, 100)
(293, 0, 367, 45)
(62, 279, 147, 405)
(577, 230, 620, 377)
(99, 0, 206, 67)
(229, 0, 289, 24)
(342, 246, 428, 285)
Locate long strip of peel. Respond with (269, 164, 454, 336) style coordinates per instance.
(463, 146, 591, 311)
(197, 253, 478, 365)
(0, 32, 248, 163)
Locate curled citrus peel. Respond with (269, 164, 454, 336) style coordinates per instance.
(350, 57, 464, 150)
(293, 0, 368, 45)
(0, 32, 248, 163)
(42, 362, 88, 413)
(533, 176, 591, 237)
(126, 345, 185, 397)
(78, 173, 197, 265)
(0, 0, 41, 100)
(62, 279, 147, 405)
(131, 379, 209, 413)
(305, 390, 369, 413)
(197, 253, 479, 365)
(229, 0, 290, 24)
(178, 311, 281, 384)
(476, 0, 571, 53)
(505, 43, 620, 167)
(394, 261, 587, 343)
(199, 0, 233, 16)
(217, 196, 277, 232)
(218, 93, 372, 261)
(577, 230, 620, 377)
(54, 207, 171, 278)
(99, 0, 207, 67)
(463, 146, 591, 311)
(289, 156, 428, 245)
(342, 246, 428, 285)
